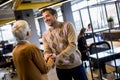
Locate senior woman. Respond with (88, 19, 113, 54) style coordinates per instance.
(12, 20, 54, 80)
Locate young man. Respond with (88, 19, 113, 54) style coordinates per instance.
(41, 8, 88, 80)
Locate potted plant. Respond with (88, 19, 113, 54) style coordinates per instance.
(107, 16, 114, 28)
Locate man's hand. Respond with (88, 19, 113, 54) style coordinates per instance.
(44, 53, 56, 63)
(45, 53, 56, 68)
(44, 53, 53, 61)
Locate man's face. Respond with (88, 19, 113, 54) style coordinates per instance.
(42, 11, 57, 26)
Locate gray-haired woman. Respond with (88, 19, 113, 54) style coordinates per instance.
(12, 20, 54, 80)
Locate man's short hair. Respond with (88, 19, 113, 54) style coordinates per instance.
(41, 8, 57, 15)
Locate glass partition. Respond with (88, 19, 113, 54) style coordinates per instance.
(106, 3, 119, 26)
(72, 11, 81, 31)
(89, 5, 107, 29)
(0, 24, 15, 43)
(81, 9, 90, 29)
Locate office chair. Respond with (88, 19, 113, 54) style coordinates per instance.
(0, 42, 16, 80)
(89, 41, 111, 74)
(0, 54, 11, 68)
(0, 53, 16, 80)
(2, 44, 14, 54)
(89, 41, 111, 55)
(0, 53, 12, 78)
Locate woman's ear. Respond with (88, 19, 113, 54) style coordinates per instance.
(26, 31, 30, 40)
(27, 31, 29, 36)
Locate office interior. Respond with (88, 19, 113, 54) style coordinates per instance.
(0, 0, 120, 80)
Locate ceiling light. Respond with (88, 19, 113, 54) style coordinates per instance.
(0, 0, 12, 8)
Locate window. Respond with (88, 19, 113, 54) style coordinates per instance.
(81, 9, 90, 29)
(106, 3, 119, 26)
(57, 8, 63, 22)
(72, 10, 81, 31)
(35, 19, 41, 38)
(0, 24, 15, 42)
(89, 5, 107, 29)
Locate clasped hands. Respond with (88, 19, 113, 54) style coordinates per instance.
(44, 53, 56, 68)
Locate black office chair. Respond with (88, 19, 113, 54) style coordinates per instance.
(0, 55, 11, 68)
(89, 41, 111, 55)
(3, 44, 14, 54)
(78, 48, 89, 68)
(0, 43, 16, 80)
(0, 53, 16, 80)
(89, 41, 111, 74)
(0, 53, 12, 78)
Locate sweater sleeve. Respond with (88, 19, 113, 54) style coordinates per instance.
(59, 22, 77, 56)
(30, 44, 54, 74)
(42, 33, 53, 55)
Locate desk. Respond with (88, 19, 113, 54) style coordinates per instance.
(89, 47, 120, 62)
(3, 52, 12, 57)
(85, 25, 119, 34)
(86, 28, 109, 34)
(89, 47, 120, 75)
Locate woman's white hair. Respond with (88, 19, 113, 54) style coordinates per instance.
(12, 20, 30, 41)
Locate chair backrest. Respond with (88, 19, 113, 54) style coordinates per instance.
(0, 54, 12, 68)
(3, 44, 14, 54)
(89, 41, 111, 54)
(0, 54, 7, 68)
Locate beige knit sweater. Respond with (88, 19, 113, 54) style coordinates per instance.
(42, 22, 82, 69)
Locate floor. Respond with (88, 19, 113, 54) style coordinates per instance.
(0, 68, 18, 80)
(0, 61, 119, 80)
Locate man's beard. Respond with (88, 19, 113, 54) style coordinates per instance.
(48, 21, 54, 27)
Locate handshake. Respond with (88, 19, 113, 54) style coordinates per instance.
(44, 53, 56, 68)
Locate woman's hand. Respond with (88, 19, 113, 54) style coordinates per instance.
(46, 53, 56, 68)
(44, 53, 53, 61)
(44, 53, 56, 62)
